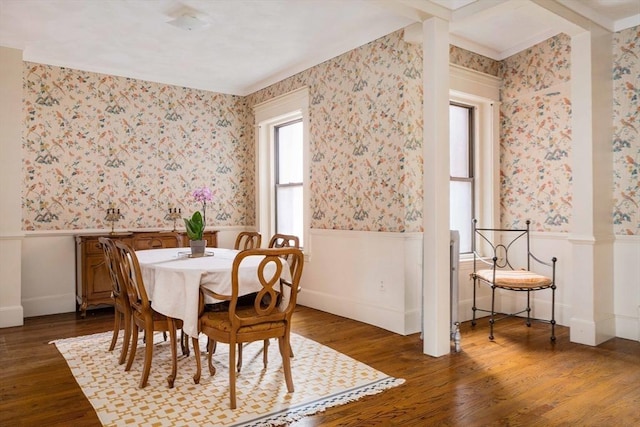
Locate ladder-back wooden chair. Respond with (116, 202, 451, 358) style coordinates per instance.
(471, 219, 558, 341)
(113, 240, 186, 388)
(99, 237, 132, 366)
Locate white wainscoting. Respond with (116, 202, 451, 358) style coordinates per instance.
(297, 229, 423, 336)
(18, 227, 245, 318)
(614, 235, 640, 342)
(10, 229, 640, 343)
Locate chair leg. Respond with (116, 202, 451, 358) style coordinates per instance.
(229, 339, 237, 409)
(471, 278, 478, 326)
(119, 312, 132, 365)
(207, 339, 216, 376)
(489, 286, 496, 340)
(126, 326, 139, 372)
(263, 339, 269, 368)
(526, 290, 532, 327)
(109, 309, 120, 352)
(181, 329, 190, 357)
(139, 326, 154, 388)
(280, 336, 294, 393)
(237, 343, 243, 372)
(192, 336, 202, 384)
(550, 285, 557, 341)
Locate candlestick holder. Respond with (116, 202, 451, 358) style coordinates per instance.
(165, 207, 182, 231)
(105, 207, 124, 234)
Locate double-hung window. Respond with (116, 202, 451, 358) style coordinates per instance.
(274, 119, 304, 247)
(254, 87, 309, 252)
(449, 102, 475, 254)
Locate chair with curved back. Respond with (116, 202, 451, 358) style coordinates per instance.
(234, 231, 262, 251)
(113, 240, 185, 388)
(471, 219, 558, 341)
(227, 233, 303, 372)
(268, 233, 300, 274)
(192, 247, 304, 409)
(98, 236, 132, 366)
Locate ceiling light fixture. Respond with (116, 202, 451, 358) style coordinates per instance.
(167, 5, 209, 31)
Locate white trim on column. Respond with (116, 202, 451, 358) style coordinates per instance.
(422, 17, 451, 357)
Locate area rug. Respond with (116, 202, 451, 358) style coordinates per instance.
(52, 331, 404, 426)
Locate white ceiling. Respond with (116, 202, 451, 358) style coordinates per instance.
(0, 0, 638, 96)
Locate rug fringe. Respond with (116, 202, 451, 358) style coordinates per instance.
(237, 377, 406, 427)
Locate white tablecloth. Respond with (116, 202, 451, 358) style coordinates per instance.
(136, 248, 290, 337)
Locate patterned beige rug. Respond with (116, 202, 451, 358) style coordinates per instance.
(52, 331, 404, 426)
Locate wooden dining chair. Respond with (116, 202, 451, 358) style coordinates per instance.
(234, 231, 262, 251)
(98, 237, 132, 366)
(262, 233, 302, 360)
(192, 247, 304, 409)
(113, 240, 186, 388)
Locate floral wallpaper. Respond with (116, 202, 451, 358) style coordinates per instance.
(499, 34, 573, 232)
(246, 30, 424, 232)
(450, 45, 500, 76)
(612, 26, 640, 235)
(20, 26, 638, 236)
(22, 64, 253, 230)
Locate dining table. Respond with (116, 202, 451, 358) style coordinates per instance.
(135, 247, 292, 338)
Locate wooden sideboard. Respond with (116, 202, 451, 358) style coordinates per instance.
(75, 230, 218, 317)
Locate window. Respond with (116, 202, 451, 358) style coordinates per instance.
(450, 103, 474, 253)
(450, 65, 501, 258)
(254, 87, 309, 252)
(274, 120, 304, 246)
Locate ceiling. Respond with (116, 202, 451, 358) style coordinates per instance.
(0, 0, 638, 96)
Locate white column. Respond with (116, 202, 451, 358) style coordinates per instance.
(569, 28, 615, 345)
(0, 47, 25, 327)
(422, 17, 451, 356)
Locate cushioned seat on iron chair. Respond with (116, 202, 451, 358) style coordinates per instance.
(471, 219, 558, 341)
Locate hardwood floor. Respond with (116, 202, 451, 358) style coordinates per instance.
(1, 306, 638, 426)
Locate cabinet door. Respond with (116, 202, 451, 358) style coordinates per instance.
(132, 233, 181, 250)
(180, 231, 217, 248)
(203, 231, 218, 248)
(86, 254, 113, 298)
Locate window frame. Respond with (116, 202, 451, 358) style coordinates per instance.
(253, 87, 310, 254)
(449, 64, 501, 260)
(449, 101, 475, 254)
(274, 118, 304, 243)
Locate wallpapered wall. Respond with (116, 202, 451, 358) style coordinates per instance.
(22, 65, 253, 230)
(612, 27, 640, 236)
(21, 26, 639, 235)
(246, 31, 424, 232)
(499, 33, 573, 232)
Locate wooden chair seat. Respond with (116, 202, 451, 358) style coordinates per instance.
(200, 307, 284, 334)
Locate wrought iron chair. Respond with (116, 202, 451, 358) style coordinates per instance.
(471, 219, 558, 341)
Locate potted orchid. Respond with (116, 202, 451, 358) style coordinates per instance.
(184, 187, 213, 255)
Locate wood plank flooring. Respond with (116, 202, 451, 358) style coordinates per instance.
(1, 306, 638, 426)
